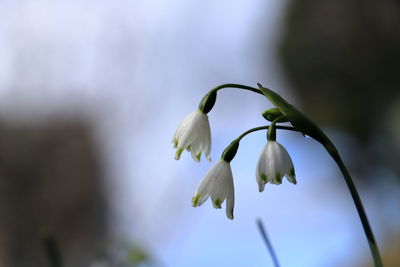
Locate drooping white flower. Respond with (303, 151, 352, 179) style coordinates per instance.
(173, 110, 211, 162)
(256, 140, 296, 192)
(192, 159, 235, 219)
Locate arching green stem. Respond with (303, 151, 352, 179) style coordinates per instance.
(330, 148, 383, 267)
(254, 83, 383, 267)
(209, 83, 264, 95)
(198, 84, 263, 114)
(235, 125, 300, 143)
(221, 125, 300, 162)
(202, 83, 383, 266)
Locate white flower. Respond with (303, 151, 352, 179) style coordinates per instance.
(173, 110, 211, 162)
(256, 140, 296, 192)
(192, 159, 235, 219)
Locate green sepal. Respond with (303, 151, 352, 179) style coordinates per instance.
(198, 90, 217, 114)
(221, 140, 239, 163)
(262, 108, 288, 122)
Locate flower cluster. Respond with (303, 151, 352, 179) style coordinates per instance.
(173, 109, 296, 219)
(171, 84, 382, 267)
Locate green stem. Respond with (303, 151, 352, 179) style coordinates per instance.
(235, 125, 300, 143)
(210, 83, 263, 95)
(327, 147, 383, 267)
(199, 84, 262, 114)
(254, 83, 383, 266)
(221, 125, 300, 162)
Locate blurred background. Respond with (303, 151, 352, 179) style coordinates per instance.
(0, 0, 399, 266)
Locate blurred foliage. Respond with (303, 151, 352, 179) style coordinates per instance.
(90, 240, 153, 267)
(127, 247, 150, 265)
(279, 0, 400, 181)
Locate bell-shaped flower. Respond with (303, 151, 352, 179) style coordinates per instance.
(192, 159, 235, 219)
(256, 140, 296, 192)
(173, 110, 211, 162)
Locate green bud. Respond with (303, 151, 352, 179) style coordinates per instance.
(198, 90, 217, 114)
(221, 140, 239, 162)
(262, 108, 288, 122)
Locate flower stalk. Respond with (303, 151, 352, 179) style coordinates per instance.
(256, 83, 383, 267)
(174, 82, 383, 267)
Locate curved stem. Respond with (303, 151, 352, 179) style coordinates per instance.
(210, 83, 382, 265)
(220, 125, 301, 162)
(199, 84, 262, 114)
(327, 149, 383, 267)
(210, 83, 262, 95)
(235, 125, 300, 143)
(256, 83, 383, 266)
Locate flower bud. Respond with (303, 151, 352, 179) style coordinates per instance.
(262, 108, 288, 122)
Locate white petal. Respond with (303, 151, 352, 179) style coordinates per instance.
(266, 142, 282, 184)
(192, 159, 225, 206)
(256, 141, 296, 187)
(192, 160, 235, 219)
(210, 161, 232, 208)
(225, 188, 234, 219)
(173, 110, 212, 162)
(275, 142, 296, 184)
(256, 144, 268, 192)
(173, 111, 197, 141)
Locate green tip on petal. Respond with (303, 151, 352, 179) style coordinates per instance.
(195, 151, 202, 162)
(275, 173, 282, 184)
(227, 212, 234, 220)
(175, 147, 183, 160)
(192, 194, 200, 207)
(289, 168, 296, 177)
(186, 145, 191, 151)
(260, 173, 268, 183)
(213, 199, 222, 209)
(173, 139, 178, 148)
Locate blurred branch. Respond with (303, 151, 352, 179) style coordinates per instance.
(256, 218, 280, 267)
